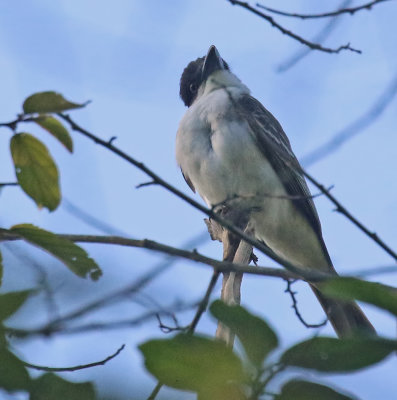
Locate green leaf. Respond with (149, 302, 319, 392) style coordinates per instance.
(198, 383, 247, 400)
(30, 373, 95, 400)
(34, 116, 73, 152)
(0, 290, 32, 321)
(10, 133, 60, 211)
(23, 91, 87, 114)
(0, 346, 31, 392)
(139, 334, 245, 394)
(276, 379, 356, 400)
(210, 300, 278, 366)
(281, 336, 397, 372)
(322, 277, 397, 317)
(10, 224, 102, 280)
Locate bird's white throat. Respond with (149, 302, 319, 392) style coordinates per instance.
(195, 70, 250, 105)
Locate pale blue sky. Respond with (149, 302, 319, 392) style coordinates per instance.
(1, 1, 396, 399)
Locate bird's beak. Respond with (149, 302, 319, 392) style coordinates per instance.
(202, 45, 226, 81)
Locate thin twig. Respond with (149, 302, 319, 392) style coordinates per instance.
(301, 171, 397, 262)
(285, 280, 327, 328)
(147, 382, 163, 400)
(277, 0, 352, 72)
(135, 180, 158, 189)
(6, 305, 195, 338)
(0, 182, 18, 187)
(0, 115, 43, 131)
(62, 197, 130, 236)
(256, 0, 390, 19)
(211, 186, 334, 210)
(188, 270, 221, 333)
(23, 344, 125, 372)
(156, 314, 184, 333)
(228, 0, 361, 54)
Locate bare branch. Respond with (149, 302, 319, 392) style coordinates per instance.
(56, 113, 397, 267)
(256, 0, 390, 19)
(62, 197, 130, 236)
(147, 383, 163, 400)
(210, 186, 334, 211)
(156, 314, 184, 333)
(188, 271, 221, 333)
(285, 280, 327, 328)
(0, 229, 301, 281)
(23, 344, 125, 372)
(0, 182, 18, 187)
(228, 0, 361, 54)
(302, 171, 397, 262)
(6, 305, 195, 338)
(277, 0, 352, 72)
(0, 115, 39, 131)
(135, 180, 158, 189)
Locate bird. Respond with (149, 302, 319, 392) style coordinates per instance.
(175, 45, 375, 338)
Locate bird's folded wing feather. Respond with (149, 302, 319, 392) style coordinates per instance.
(236, 94, 332, 264)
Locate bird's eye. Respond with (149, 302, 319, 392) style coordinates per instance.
(189, 83, 197, 93)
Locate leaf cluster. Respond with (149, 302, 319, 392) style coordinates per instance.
(140, 277, 397, 399)
(0, 290, 96, 399)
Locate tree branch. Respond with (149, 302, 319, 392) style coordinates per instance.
(0, 182, 18, 187)
(301, 171, 397, 262)
(6, 305, 195, 338)
(285, 280, 327, 328)
(0, 229, 297, 280)
(256, 0, 390, 19)
(277, 0, 353, 72)
(58, 112, 397, 265)
(23, 344, 125, 372)
(188, 270, 221, 333)
(228, 0, 361, 54)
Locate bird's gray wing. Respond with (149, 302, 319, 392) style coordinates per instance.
(236, 94, 332, 264)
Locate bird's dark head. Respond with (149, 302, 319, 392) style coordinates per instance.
(179, 45, 230, 107)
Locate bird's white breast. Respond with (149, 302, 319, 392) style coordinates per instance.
(176, 87, 286, 207)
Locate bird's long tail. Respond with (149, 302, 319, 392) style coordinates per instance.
(310, 284, 376, 337)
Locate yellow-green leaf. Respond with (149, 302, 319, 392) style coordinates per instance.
(276, 379, 356, 400)
(210, 300, 278, 366)
(322, 277, 397, 317)
(10, 133, 60, 211)
(30, 373, 95, 400)
(0, 347, 31, 392)
(23, 91, 87, 114)
(0, 290, 32, 321)
(34, 116, 73, 152)
(139, 334, 245, 394)
(281, 336, 397, 372)
(10, 224, 102, 280)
